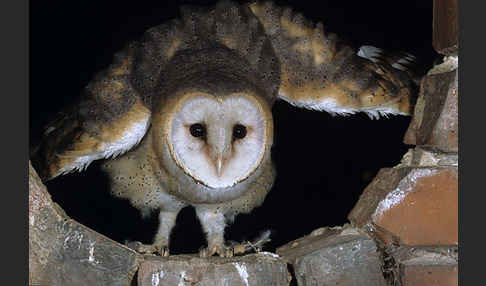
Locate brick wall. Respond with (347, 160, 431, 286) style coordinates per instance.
(29, 0, 458, 285)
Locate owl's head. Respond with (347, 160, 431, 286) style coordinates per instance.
(156, 90, 272, 189)
(147, 47, 276, 193)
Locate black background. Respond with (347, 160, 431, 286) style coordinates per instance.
(30, 0, 437, 253)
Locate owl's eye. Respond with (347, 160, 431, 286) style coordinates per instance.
(233, 124, 247, 139)
(189, 123, 206, 138)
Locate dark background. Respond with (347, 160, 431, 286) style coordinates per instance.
(30, 0, 437, 253)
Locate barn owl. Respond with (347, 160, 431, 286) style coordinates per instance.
(31, 0, 417, 257)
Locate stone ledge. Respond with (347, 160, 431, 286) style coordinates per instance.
(277, 226, 387, 286)
(29, 162, 143, 286)
(138, 252, 290, 286)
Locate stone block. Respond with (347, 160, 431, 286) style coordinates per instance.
(349, 167, 458, 246)
(276, 226, 387, 286)
(433, 0, 458, 55)
(137, 252, 290, 286)
(397, 247, 458, 286)
(29, 161, 143, 286)
(397, 147, 458, 168)
(404, 69, 458, 152)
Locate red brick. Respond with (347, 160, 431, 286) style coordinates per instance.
(399, 252, 458, 286)
(433, 0, 458, 55)
(349, 167, 458, 246)
(401, 264, 458, 286)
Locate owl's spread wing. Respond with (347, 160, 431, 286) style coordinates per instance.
(31, 45, 151, 181)
(249, 2, 418, 119)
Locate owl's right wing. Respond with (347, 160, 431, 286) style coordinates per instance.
(249, 2, 418, 119)
(31, 44, 151, 181)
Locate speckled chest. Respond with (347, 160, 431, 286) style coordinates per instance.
(101, 127, 275, 214)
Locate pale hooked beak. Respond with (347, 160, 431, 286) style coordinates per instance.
(216, 157, 223, 177)
(210, 145, 231, 178)
(206, 115, 232, 178)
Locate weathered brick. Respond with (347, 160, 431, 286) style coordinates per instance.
(404, 69, 458, 152)
(349, 167, 458, 246)
(398, 147, 458, 168)
(277, 226, 387, 286)
(29, 161, 143, 286)
(398, 248, 458, 286)
(433, 0, 458, 55)
(138, 252, 290, 286)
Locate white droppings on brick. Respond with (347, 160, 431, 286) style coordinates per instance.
(420, 152, 440, 166)
(340, 227, 361, 236)
(428, 56, 458, 75)
(151, 272, 160, 286)
(234, 262, 249, 286)
(151, 270, 165, 286)
(88, 241, 95, 263)
(259, 251, 280, 258)
(404, 252, 457, 265)
(77, 240, 100, 265)
(178, 271, 187, 286)
(373, 169, 437, 219)
(63, 230, 84, 250)
(310, 227, 328, 236)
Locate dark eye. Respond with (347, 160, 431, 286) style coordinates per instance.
(233, 124, 247, 139)
(189, 123, 206, 138)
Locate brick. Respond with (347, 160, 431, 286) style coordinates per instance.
(398, 147, 458, 168)
(29, 161, 143, 286)
(138, 252, 290, 286)
(276, 226, 387, 286)
(404, 69, 458, 152)
(398, 248, 458, 286)
(349, 167, 458, 246)
(433, 0, 458, 55)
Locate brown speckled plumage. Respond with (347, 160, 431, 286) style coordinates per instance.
(31, 0, 418, 257)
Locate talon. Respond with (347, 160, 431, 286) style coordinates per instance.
(126, 241, 170, 256)
(225, 247, 234, 258)
(233, 243, 247, 255)
(199, 244, 234, 258)
(156, 245, 170, 257)
(199, 246, 211, 258)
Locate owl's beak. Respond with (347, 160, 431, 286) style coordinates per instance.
(216, 157, 224, 177)
(211, 147, 231, 177)
(209, 144, 232, 178)
(207, 124, 232, 178)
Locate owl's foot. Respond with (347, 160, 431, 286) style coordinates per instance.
(199, 243, 235, 258)
(199, 242, 251, 258)
(126, 241, 170, 256)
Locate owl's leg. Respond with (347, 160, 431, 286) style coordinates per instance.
(195, 208, 234, 258)
(129, 210, 179, 256)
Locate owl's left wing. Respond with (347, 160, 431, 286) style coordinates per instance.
(31, 44, 151, 181)
(249, 2, 418, 119)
